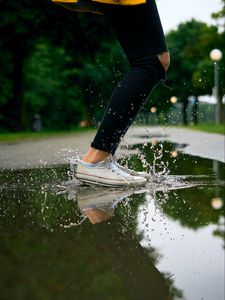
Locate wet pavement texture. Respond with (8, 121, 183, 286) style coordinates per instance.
(0, 126, 224, 169)
(0, 141, 224, 300)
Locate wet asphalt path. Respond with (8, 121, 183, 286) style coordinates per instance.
(0, 126, 224, 169)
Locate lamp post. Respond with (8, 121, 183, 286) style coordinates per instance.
(209, 49, 223, 124)
(169, 96, 178, 125)
(150, 107, 157, 125)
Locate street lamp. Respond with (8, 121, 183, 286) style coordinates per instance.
(170, 96, 178, 104)
(209, 49, 223, 124)
(150, 107, 157, 113)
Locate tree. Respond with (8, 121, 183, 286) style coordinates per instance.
(212, 0, 225, 31)
(0, 0, 111, 131)
(76, 40, 129, 124)
(25, 40, 86, 130)
(166, 19, 224, 125)
(0, 1, 50, 130)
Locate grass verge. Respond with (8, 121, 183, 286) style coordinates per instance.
(0, 127, 96, 143)
(185, 123, 225, 135)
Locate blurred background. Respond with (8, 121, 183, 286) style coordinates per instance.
(0, 0, 224, 135)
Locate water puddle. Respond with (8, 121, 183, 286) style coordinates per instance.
(0, 142, 224, 300)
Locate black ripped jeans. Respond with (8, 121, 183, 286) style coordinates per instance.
(91, 0, 168, 155)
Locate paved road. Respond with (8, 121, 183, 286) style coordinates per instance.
(0, 127, 224, 170)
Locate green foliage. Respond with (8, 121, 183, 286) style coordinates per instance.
(143, 18, 225, 120)
(0, 0, 111, 131)
(76, 40, 128, 122)
(0, 1, 225, 131)
(167, 19, 225, 99)
(25, 40, 85, 130)
(211, 0, 225, 31)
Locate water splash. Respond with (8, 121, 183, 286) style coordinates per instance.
(60, 216, 87, 229)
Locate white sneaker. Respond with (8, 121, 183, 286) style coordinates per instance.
(74, 156, 147, 187)
(111, 154, 151, 179)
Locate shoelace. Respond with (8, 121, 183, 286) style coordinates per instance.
(104, 157, 135, 186)
(110, 154, 136, 175)
(107, 162, 131, 185)
(106, 160, 131, 177)
(111, 155, 150, 178)
(114, 161, 134, 175)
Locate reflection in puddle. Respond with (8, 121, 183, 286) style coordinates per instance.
(0, 142, 224, 300)
(85, 213, 175, 300)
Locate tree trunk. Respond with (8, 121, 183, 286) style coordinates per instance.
(219, 103, 225, 123)
(11, 44, 25, 131)
(192, 96, 199, 125)
(182, 99, 189, 125)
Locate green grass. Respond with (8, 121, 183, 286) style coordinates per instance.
(186, 123, 225, 135)
(1, 123, 224, 143)
(136, 123, 225, 135)
(0, 127, 96, 142)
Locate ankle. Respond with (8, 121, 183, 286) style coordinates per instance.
(82, 157, 99, 164)
(82, 149, 110, 164)
(82, 157, 108, 164)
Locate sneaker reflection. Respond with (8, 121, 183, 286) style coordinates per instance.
(77, 187, 172, 300)
(77, 187, 135, 224)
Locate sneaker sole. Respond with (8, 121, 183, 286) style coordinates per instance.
(76, 176, 146, 188)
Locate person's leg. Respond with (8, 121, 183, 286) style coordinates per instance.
(82, 0, 170, 163)
(109, 53, 170, 156)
